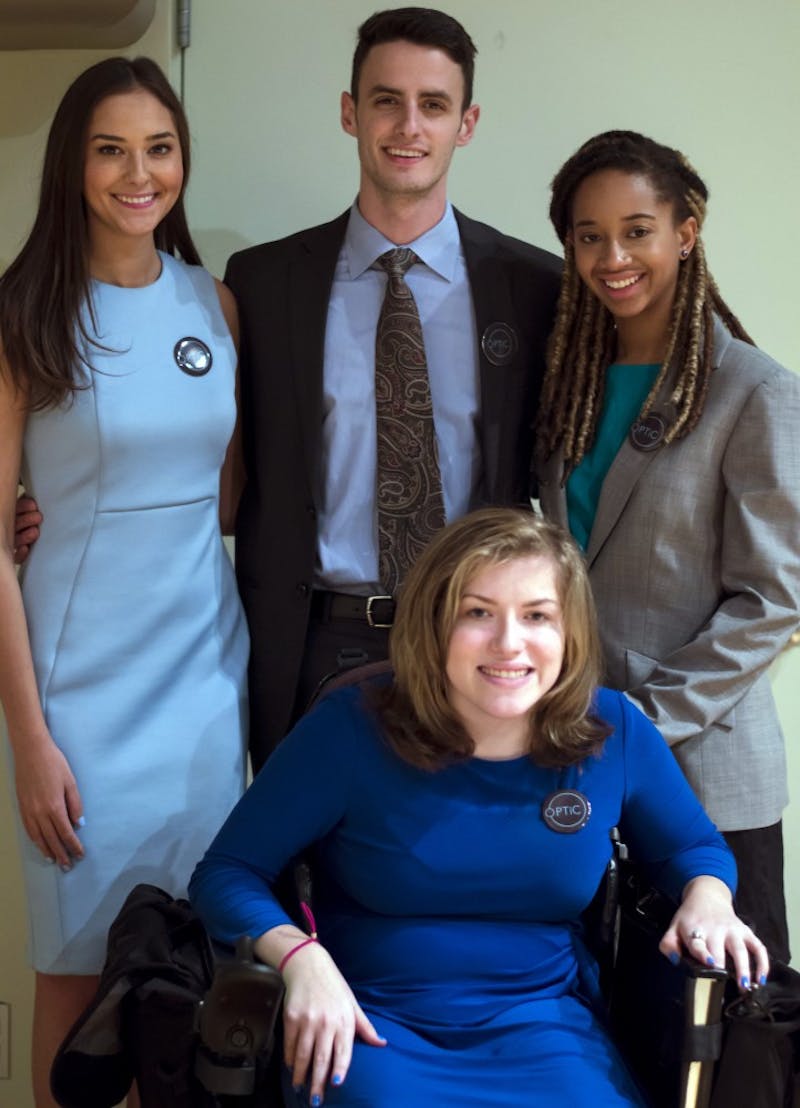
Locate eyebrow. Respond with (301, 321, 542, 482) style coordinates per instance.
(88, 130, 176, 142)
(574, 212, 657, 228)
(462, 592, 559, 606)
(368, 83, 453, 102)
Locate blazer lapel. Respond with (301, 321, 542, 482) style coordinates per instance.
(585, 429, 668, 565)
(542, 317, 731, 566)
(585, 342, 722, 564)
(587, 318, 731, 564)
(455, 209, 523, 505)
(288, 211, 349, 503)
(540, 413, 673, 567)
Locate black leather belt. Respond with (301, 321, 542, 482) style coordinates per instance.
(310, 590, 396, 629)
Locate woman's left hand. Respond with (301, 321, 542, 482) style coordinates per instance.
(659, 875, 769, 989)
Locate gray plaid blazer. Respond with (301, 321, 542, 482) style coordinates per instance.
(539, 317, 800, 831)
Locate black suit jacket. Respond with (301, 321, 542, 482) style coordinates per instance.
(225, 209, 561, 768)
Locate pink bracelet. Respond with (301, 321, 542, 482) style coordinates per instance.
(278, 936, 317, 973)
(278, 901, 319, 974)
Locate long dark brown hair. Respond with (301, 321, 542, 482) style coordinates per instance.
(0, 56, 201, 410)
(538, 130, 752, 471)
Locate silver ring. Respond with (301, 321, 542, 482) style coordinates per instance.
(689, 929, 705, 942)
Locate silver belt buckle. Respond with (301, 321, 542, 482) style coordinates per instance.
(366, 595, 394, 629)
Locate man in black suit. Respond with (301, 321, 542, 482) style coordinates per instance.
(229, 7, 561, 770)
(15, 8, 561, 768)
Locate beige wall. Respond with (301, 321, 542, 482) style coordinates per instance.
(1, 2, 798, 1104)
(181, 0, 800, 370)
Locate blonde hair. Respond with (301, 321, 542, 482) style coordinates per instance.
(375, 508, 610, 770)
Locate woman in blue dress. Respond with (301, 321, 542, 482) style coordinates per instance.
(0, 58, 247, 1105)
(190, 508, 766, 1108)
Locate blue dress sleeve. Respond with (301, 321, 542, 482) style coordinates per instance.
(189, 690, 361, 945)
(605, 690, 737, 902)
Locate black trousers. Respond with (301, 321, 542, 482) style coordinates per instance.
(291, 613, 391, 723)
(723, 821, 790, 964)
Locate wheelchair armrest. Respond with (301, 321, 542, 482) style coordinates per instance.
(609, 886, 729, 1108)
(195, 936, 285, 1097)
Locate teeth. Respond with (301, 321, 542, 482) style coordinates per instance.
(604, 275, 641, 289)
(116, 194, 155, 205)
(386, 147, 424, 158)
(481, 667, 529, 678)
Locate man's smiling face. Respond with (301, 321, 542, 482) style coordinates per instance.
(340, 39, 478, 213)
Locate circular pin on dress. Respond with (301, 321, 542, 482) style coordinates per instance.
(629, 413, 666, 452)
(481, 322, 518, 367)
(542, 790, 591, 833)
(174, 337, 213, 377)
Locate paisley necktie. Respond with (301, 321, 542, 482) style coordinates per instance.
(374, 248, 446, 593)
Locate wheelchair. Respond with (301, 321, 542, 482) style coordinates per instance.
(50, 861, 729, 1108)
(51, 662, 730, 1108)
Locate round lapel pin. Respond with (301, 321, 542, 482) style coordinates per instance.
(629, 413, 666, 452)
(542, 790, 591, 833)
(481, 322, 518, 367)
(174, 337, 213, 377)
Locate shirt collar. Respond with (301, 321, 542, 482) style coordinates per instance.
(344, 200, 460, 282)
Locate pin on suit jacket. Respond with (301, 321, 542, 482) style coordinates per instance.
(226, 209, 562, 769)
(539, 318, 800, 830)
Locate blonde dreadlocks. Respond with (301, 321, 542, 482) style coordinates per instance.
(538, 130, 752, 471)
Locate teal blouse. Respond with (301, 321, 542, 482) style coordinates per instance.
(566, 363, 660, 550)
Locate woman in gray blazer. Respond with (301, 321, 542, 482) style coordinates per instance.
(536, 130, 800, 961)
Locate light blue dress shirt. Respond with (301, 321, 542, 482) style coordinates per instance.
(316, 202, 481, 594)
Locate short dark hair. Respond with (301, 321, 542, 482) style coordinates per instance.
(351, 7, 477, 112)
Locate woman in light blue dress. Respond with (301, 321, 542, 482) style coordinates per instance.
(0, 58, 248, 1106)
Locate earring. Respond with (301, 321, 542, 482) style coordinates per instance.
(680, 247, 690, 260)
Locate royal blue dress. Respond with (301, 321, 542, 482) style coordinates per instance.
(190, 685, 735, 1107)
(15, 253, 248, 974)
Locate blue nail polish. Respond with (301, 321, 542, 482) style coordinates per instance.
(706, 956, 716, 966)
(75, 816, 86, 828)
(669, 952, 680, 965)
(332, 1074, 343, 1086)
(740, 976, 749, 989)
(311, 1096, 321, 1107)
(759, 974, 768, 986)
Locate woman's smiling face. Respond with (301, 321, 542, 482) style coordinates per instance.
(445, 555, 565, 757)
(83, 88, 183, 251)
(569, 169, 696, 335)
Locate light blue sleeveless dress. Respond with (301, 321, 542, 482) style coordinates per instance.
(16, 253, 248, 974)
